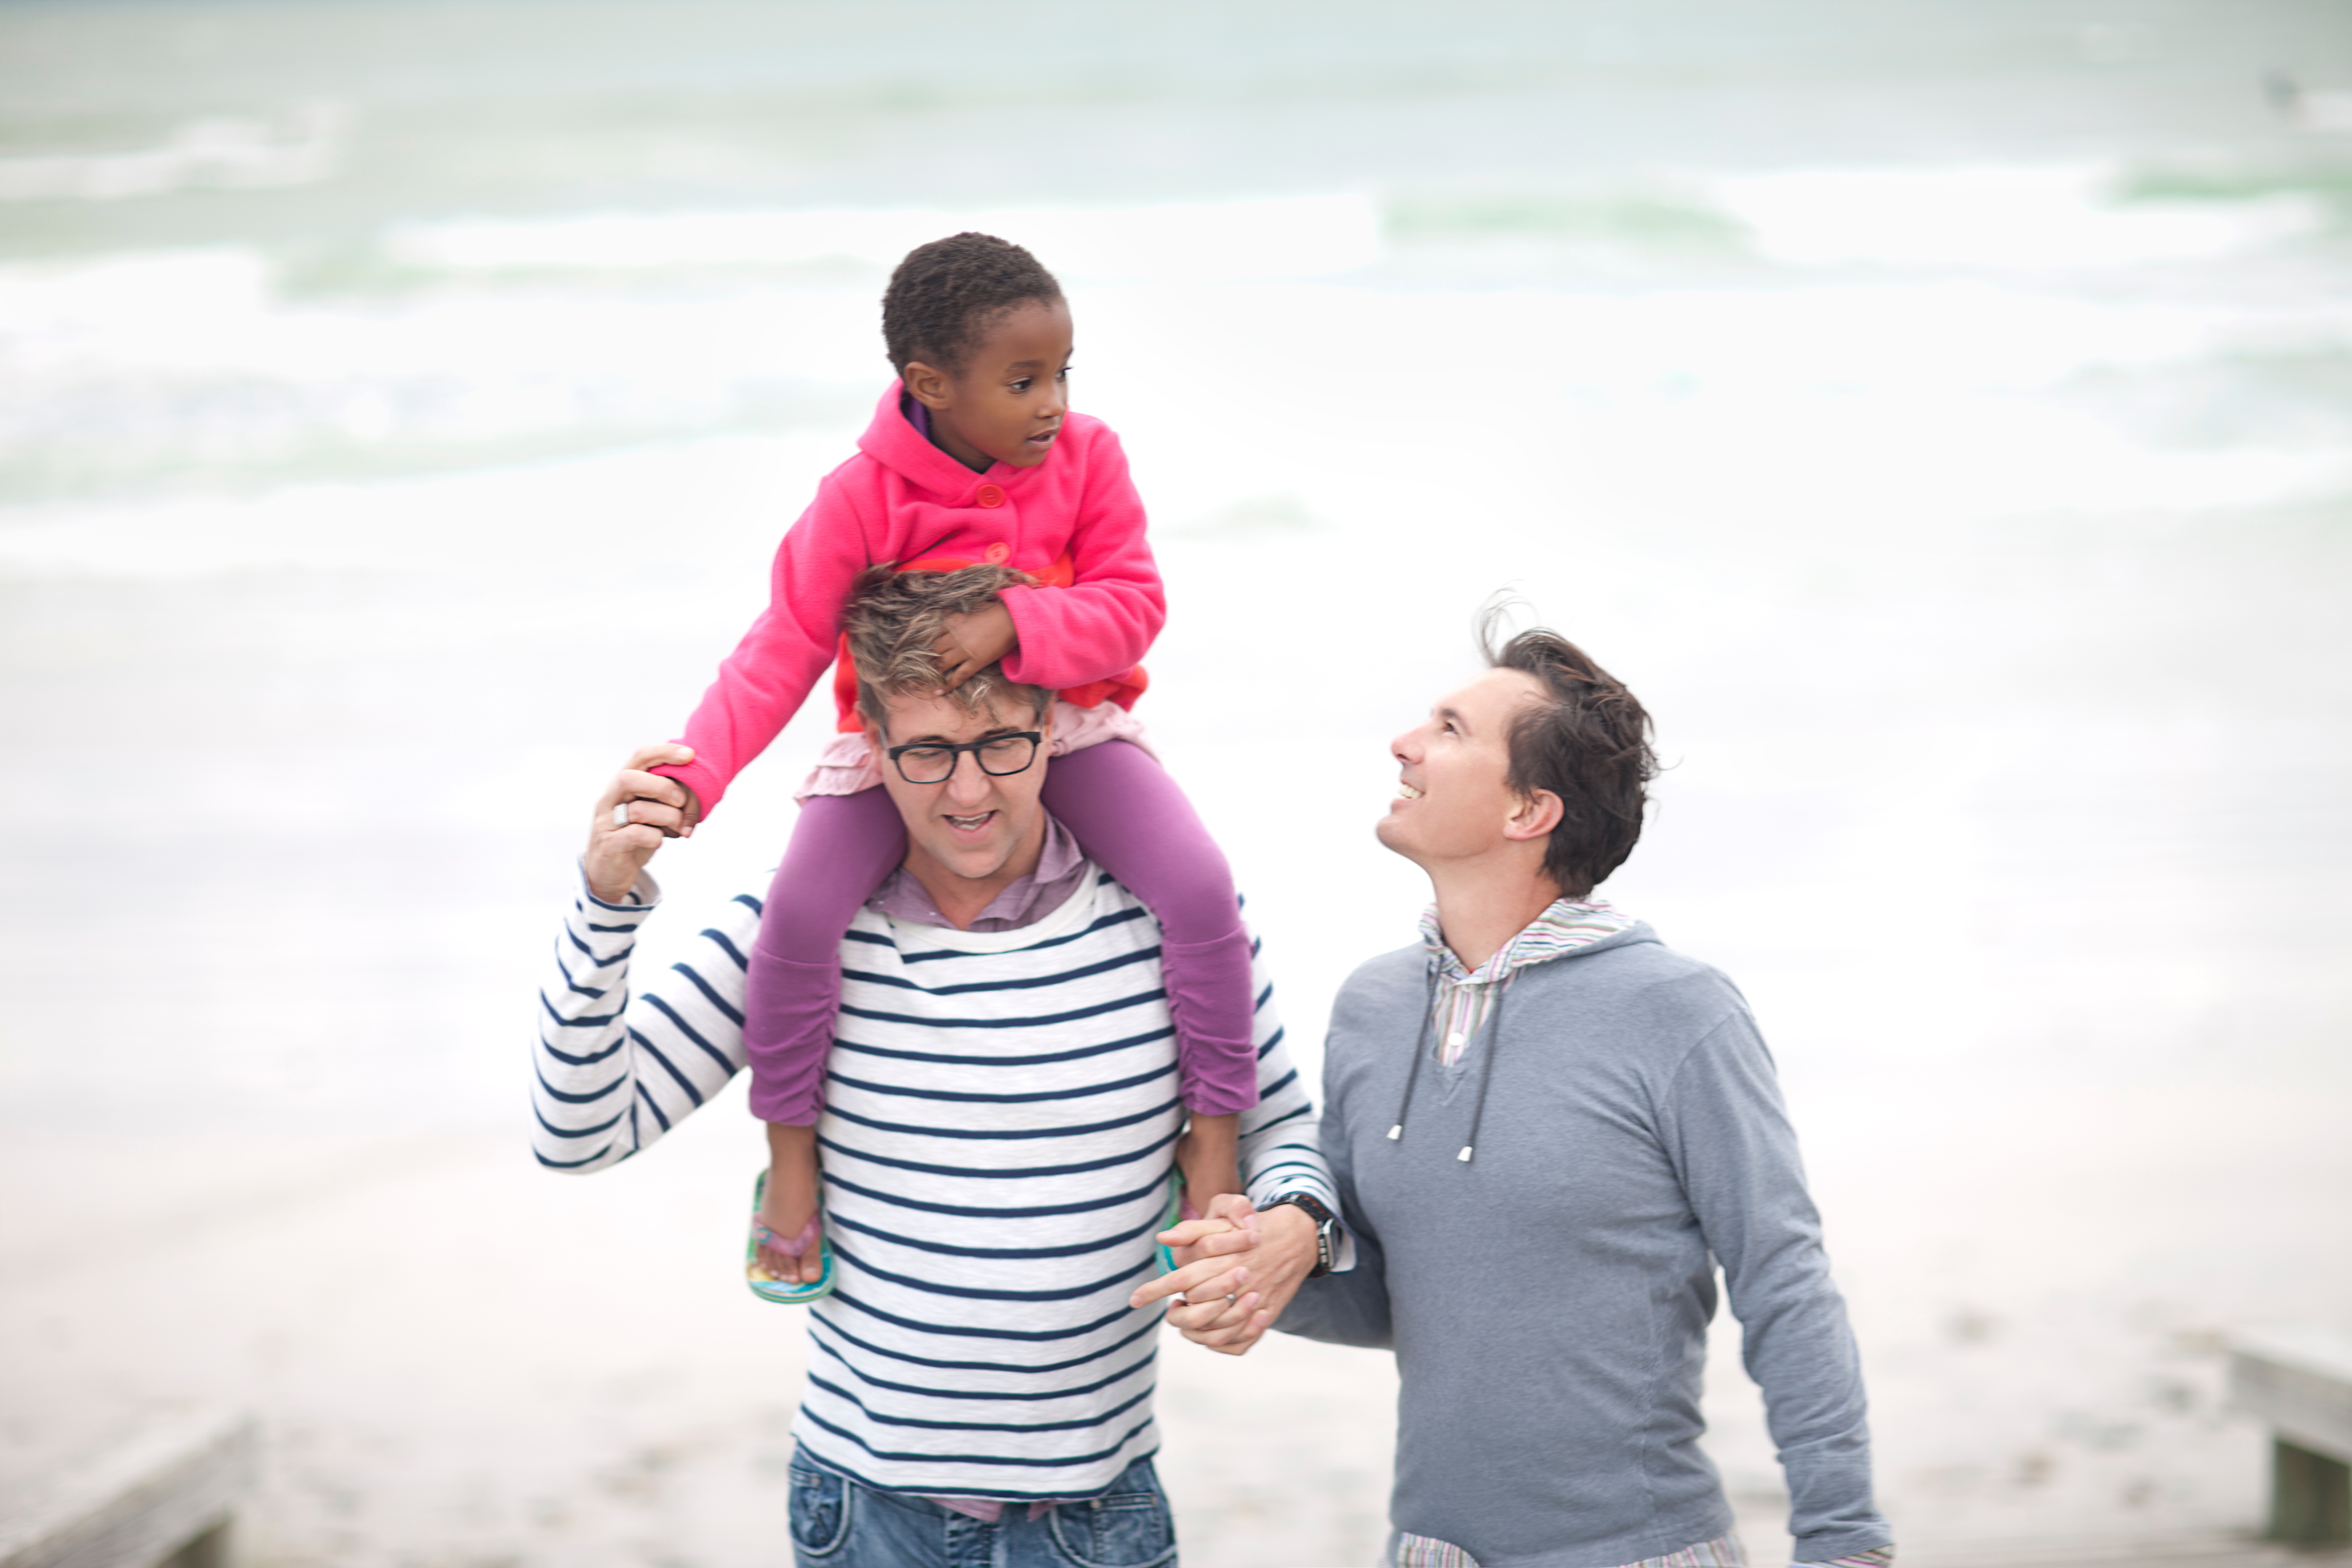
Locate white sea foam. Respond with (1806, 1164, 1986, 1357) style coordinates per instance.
(7, 208, 2344, 517)
(0, 432, 839, 581)
(388, 193, 1383, 284)
(0, 105, 343, 202)
(0, 248, 274, 337)
(1714, 164, 2326, 269)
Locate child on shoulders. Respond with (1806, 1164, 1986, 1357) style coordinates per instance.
(639, 234, 1258, 1298)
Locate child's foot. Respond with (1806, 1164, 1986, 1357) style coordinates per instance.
(758, 1128, 826, 1285)
(754, 1202, 824, 1284)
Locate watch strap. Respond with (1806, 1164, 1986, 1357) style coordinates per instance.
(1260, 1192, 1338, 1277)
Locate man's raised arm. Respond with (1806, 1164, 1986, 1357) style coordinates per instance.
(532, 744, 755, 1174)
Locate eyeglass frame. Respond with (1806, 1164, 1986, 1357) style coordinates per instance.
(882, 729, 1045, 785)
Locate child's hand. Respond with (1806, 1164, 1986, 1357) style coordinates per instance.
(933, 599, 1018, 690)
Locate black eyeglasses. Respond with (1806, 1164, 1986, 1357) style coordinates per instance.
(884, 730, 1043, 785)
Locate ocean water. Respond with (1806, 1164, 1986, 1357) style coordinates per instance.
(3, 2, 2350, 1561)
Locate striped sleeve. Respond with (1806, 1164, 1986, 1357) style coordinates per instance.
(1236, 930, 1348, 1264)
(530, 864, 757, 1174)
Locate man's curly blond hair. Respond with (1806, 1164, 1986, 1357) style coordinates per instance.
(845, 563, 1051, 732)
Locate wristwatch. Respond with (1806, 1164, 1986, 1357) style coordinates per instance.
(1259, 1192, 1340, 1278)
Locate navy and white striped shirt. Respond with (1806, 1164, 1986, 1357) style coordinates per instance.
(533, 860, 1342, 1499)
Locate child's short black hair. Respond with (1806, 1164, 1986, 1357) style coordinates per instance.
(882, 233, 1064, 378)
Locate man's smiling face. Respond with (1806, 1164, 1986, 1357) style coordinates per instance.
(1376, 666, 1546, 872)
(868, 687, 1054, 894)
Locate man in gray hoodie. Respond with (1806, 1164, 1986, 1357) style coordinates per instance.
(1139, 621, 1894, 1568)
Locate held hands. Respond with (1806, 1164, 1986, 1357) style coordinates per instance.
(932, 598, 1018, 690)
(585, 743, 704, 904)
(1128, 1193, 1320, 1357)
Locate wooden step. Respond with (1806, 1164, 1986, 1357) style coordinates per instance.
(1902, 1533, 2352, 1568)
(0, 1410, 256, 1568)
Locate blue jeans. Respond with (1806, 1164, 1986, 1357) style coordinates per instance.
(788, 1447, 1177, 1568)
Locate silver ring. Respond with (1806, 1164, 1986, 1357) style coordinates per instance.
(612, 802, 630, 828)
(1224, 1292, 1237, 1304)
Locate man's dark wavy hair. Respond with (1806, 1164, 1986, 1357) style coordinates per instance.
(882, 232, 1063, 377)
(1480, 605, 1658, 899)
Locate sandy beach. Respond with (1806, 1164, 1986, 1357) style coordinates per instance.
(0, 1122, 1405, 1566)
(2, 1077, 2342, 1565)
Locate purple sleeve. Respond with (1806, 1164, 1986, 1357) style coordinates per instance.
(1040, 742, 1259, 1116)
(743, 788, 906, 1124)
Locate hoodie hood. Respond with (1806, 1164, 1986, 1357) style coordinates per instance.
(1417, 900, 1649, 986)
(855, 380, 1053, 502)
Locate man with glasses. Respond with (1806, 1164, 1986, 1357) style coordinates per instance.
(531, 564, 1346, 1567)
(892, 729, 1044, 780)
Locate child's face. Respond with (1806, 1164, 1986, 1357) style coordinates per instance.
(906, 298, 1073, 473)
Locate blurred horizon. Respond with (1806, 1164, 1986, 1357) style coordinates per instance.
(4, 0, 2351, 505)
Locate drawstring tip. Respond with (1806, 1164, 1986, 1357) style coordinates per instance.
(1386, 1124, 1403, 1141)
(1457, 1145, 1474, 1162)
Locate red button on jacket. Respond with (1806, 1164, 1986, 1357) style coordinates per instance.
(976, 483, 1005, 507)
(983, 541, 1011, 564)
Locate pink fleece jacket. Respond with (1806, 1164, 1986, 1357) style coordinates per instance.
(655, 382, 1166, 817)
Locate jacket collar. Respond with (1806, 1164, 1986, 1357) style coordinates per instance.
(856, 380, 1039, 501)
(1418, 898, 1645, 985)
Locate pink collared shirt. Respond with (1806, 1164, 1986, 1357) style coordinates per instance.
(865, 813, 1092, 932)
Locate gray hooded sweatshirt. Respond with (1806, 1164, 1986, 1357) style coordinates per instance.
(1280, 924, 1889, 1568)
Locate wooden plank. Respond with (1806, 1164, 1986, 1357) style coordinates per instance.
(2229, 1326, 2352, 1464)
(0, 1411, 255, 1568)
(1901, 1531, 2352, 1568)
(2273, 1437, 2352, 1547)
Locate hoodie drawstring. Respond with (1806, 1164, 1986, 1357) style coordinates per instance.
(1385, 967, 1436, 1145)
(1456, 984, 1506, 1163)
(1387, 966, 1507, 1164)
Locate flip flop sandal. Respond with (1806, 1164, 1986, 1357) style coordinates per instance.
(747, 1169, 836, 1305)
